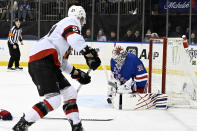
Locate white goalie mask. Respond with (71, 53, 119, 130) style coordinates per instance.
(112, 46, 128, 65)
(68, 5, 86, 26)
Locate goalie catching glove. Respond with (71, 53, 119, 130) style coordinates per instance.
(80, 46, 101, 70)
(118, 79, 137, 93)
(108, 77, 137, 94)
(0, 109, 13, 120)
(70, 67, 91, 84)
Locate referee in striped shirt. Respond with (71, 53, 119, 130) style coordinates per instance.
(7, 18, 24, 70)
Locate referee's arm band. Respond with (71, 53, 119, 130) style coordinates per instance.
(9, 33, 14, 37)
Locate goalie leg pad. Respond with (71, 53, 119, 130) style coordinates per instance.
(112, 93, 168, 110)
(135, 93, 168, 110)
(112, 93, 139, 110)
(151, 94, 168, 109)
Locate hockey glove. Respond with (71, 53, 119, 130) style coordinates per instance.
(0, 109, 13, 120)
(80, 46, 101, 70)
(118, 79, 137, 93)
(71, 67, 91, 84)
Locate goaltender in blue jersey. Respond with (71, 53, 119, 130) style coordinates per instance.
(107, 46, 168, 110)
(107, 46, 148, 104)
(111, 50, 148, 91)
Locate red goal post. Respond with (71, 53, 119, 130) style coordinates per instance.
(149, 37, 167, 94)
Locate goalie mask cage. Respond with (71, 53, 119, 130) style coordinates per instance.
(149, 37, 197, 108)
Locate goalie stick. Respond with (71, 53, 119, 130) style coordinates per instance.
(77, 69, 91, 93)
(43, 117, 114, 121)
(108, 81, 117, 88)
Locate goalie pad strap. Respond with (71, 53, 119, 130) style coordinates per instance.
(113, 93, 168, 110)
(135, 94, 168, 110)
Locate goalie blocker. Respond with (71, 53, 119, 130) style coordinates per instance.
(112, 93, 168, 110)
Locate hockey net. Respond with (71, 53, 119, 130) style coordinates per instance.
(149, 37, 197, 108)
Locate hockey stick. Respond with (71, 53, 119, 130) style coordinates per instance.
(43, 117, 114, 121)
(102, 63, 119, 92)
(77, 69, 91, 93)
(0, 117, 113, 130)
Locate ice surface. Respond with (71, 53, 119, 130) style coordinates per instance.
(0, 67, 197, 131)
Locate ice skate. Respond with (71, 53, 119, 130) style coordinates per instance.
(69, 120, 85, 131)
(15, 66, 23, 70)
(12, 115, 34, 131)
(7, 67, 16, 71)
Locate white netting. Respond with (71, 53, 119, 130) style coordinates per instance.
(150, 37, 197, 108)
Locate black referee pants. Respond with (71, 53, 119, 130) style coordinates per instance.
(8, 42, 21, 68)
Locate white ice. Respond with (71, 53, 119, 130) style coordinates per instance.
(0, 67, 197, 131)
